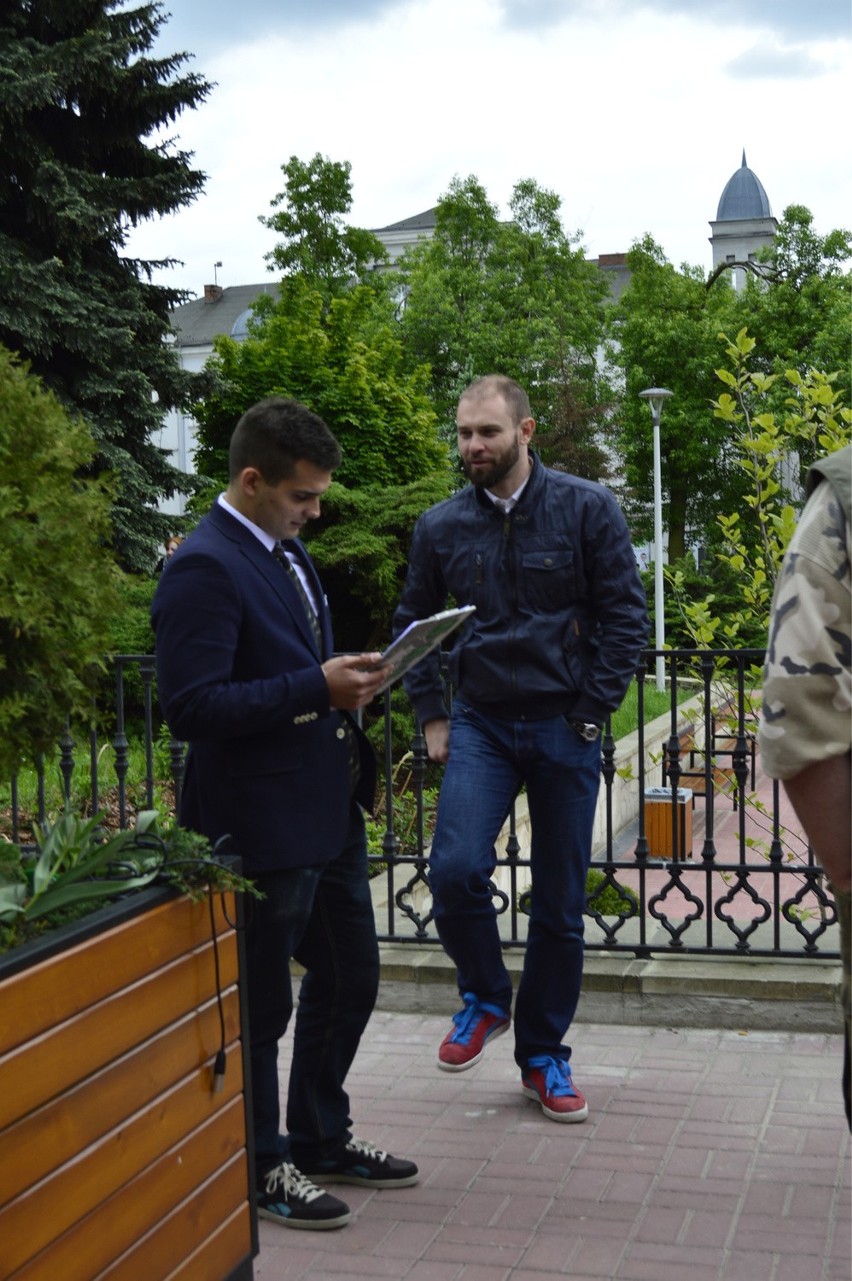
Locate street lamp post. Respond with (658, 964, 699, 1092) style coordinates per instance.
(639, 388, 673, 692)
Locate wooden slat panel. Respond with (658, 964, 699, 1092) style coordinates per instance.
(0, 893, 236, 1056)
(8, 1104, 250, 1281)
(163, 1207, 254, 1281)
(0, 1045, 245, 1274)
(101, 1163, 251, 1281)
(0, 933, 238, 1129)
(0, 990, 241, 1207)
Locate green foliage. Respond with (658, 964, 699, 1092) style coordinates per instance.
(100, 572, 158, 723)
(607, 235, 742, 559)
(659, 555, 768, 651)
(610, 209, 851, 563)
(191, 274, 451, 647)
(261, 153, 387, 302)
(666, 329, 851, 648)
(0, 810, 162, 928)
(106, 573, 157, 660)
(307, 474, 453, 647)
(196, 278, 445, 489)
(0, 1, 212, 570)
(0, 733, 171, 841)
(0, 807, 257, 953)
(364, 750, 441, 862)
(395, 174, 612, 479)
(724, 205, 851, 413)
(0, 346, 121, 776)
(585, 867, 639, 918)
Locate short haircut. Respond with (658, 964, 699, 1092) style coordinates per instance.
(228, 397, 342, 483)
(460, 375, 532, 426)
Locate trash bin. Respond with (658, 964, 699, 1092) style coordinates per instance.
(644, 787, 693, 861)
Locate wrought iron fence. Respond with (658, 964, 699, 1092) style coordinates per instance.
(1, 650, 839, 962)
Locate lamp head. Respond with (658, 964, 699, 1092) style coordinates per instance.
(639, 387, 673, 421)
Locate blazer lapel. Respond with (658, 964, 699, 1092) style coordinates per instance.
(209, 507, 324, 657)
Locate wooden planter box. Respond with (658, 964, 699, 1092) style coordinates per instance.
(0, 885, 256, 1280)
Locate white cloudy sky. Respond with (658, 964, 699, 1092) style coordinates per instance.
(127, 0, 851, 297)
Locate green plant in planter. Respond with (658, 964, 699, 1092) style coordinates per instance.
(0, 808, 258, 953)
(0, 810, 163, 927)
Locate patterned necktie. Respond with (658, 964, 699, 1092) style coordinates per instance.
(272, 541, 360, 792)
(272, 541, 322, 652)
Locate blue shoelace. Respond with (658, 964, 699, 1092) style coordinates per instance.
(449, 994, 505, 1045)
(527, 1055, 577, 1097)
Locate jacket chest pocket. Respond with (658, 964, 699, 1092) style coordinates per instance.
(462, 547, 494, 608)
(520, 549, 576, 611)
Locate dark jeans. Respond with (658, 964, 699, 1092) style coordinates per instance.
(244, 802, 380, 1175)
(429, 701, 601, 1068)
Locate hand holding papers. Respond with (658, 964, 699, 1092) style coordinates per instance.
(370, 606, 475, 694)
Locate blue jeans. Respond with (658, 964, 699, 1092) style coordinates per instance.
(429, 702, 601, 1068)
(244, 803, 379, 1175)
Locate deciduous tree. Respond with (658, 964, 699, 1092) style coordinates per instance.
(606, 235, 737, 561)
(610, 207, 851, 561)
(261, 153, 387, 305)
(191, 276, 450, 647)
(722, 204, 851, 473)
(667, 328, 851, 649)
(396, 175, 612, 479)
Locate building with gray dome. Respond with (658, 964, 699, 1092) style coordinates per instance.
(709, 151, 778, 290)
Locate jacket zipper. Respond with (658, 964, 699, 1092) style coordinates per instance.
(504, 513, 520, 703)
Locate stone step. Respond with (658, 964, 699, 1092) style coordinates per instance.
(367, 943, 842, 1034)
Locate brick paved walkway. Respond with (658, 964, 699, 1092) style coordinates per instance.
(254, 1014, 850, 1281)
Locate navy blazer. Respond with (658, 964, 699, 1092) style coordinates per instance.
(151, 503, 376, 875)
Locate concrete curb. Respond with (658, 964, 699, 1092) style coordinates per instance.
(373, 943, 843, 1034)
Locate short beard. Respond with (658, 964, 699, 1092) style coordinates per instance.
(461, 438, 520, 490)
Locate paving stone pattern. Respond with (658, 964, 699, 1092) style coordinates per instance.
(254, 1014, 850, 1281)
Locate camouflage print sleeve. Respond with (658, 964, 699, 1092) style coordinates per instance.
(758, 480, 852, 781)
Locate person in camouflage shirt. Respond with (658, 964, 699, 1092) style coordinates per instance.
(759, 443, 851, 1129)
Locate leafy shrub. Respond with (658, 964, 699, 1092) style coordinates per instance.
(0, 346, 120, 775)
(585, 867, 639, 917)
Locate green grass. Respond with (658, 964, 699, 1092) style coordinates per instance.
(608, 679, 693, 740)
(0, 732, 173, 842)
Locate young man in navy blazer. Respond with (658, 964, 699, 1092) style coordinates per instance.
(152, 397, 418, 1230)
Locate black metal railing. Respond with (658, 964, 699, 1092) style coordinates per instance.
(1, 650, 839, 961)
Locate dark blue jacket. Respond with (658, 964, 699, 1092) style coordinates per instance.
(393, 454, 650, 726)
(151, 502, 376, 875)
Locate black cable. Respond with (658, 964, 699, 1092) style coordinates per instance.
(208, 885, 227, 1093)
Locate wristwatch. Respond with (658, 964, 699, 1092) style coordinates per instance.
(570, 720, 601, 743)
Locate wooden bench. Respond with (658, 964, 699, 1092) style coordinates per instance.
(661, 714, 756, 808)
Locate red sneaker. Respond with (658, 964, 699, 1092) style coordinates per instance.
(521, 1056, 589, 1122)
(437, 993, 510, 1072)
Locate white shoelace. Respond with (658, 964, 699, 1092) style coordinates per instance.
(264, 1161, 325, 1203)
(346, 1137, 388, 1163)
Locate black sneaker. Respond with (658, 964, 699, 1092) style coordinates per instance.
(256, 1160, 351, 1229)
(299, 1137, 420, 1188)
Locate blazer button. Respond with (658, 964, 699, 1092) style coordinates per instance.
(336, 727, 345, 739)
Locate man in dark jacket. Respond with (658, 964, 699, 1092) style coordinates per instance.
(152, 397, 418, 1230)
(393, 374, 649, 1122)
